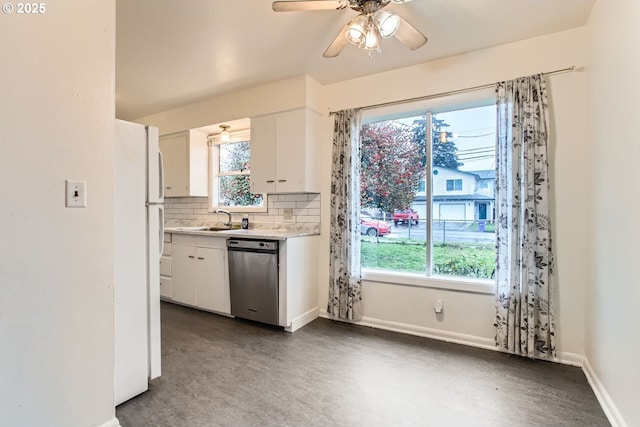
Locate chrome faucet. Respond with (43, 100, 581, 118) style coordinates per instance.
(215, 209, 232, 227)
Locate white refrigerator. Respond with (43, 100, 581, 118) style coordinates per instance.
(114, 119, 163, 405)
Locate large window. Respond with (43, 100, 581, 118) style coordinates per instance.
(209, 130, 265, 212)
(360, 95, 496, 283)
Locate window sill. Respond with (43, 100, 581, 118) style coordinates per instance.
(361, 269, 495, 294)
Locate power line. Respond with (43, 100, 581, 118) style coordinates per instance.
(458, 155, 495, 161)
(457, 146, 494, 153)
(455, 132, 495, 138)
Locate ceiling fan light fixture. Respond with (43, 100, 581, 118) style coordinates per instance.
(362, 18, 380, 50)
(272, 0, 428, 58)
(375, 10, 400, 38)
(219, 125, 230, 143)
(345, 15, 367, 46)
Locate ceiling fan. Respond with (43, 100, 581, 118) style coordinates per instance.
(272, 0, 428, 58)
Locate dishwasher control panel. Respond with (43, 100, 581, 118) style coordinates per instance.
(226, 239, 278, 252)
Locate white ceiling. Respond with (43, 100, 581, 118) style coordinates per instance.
(116, 0, 594, 120)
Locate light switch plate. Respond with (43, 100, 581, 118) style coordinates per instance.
(283, 208, 294, 222)
(66, 180, 87, 208)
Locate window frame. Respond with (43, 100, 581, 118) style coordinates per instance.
(360, 88, 496, 293)
(207, 129, 267, 213)
(446, 179, 463, 191)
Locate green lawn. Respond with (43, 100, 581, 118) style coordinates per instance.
(361, 240, 495, 279)
(467, 221, 496, 233)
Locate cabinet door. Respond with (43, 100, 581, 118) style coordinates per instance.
(159, 133, 189, 197)
(160, 276, 172, 299)
(274, 109, 305, 193)
(171, 244, 197, 306)
(250, 115, 277, 194)
(159, 255, 172, 276)
(195, 247, 230, 314)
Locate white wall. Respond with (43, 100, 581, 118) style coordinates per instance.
(320, 27, 590, 360)
(586, 1, 640, 425)
(0, 2, 117, 427)
(136, 75, 324, 133)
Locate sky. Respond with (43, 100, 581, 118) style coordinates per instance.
(435, 104, 496, 172)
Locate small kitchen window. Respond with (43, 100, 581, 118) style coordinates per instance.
(208, 129, 266, 212)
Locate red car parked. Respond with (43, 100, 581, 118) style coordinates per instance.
(393, 208, 419, 225)
(360, 215, 391, 237)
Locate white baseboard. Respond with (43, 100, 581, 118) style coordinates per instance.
(582, 358, 628, 427)
(554, 351, 585, 367)
(285, 307, 319, 332)
(318, 309, 495, 351)
(100, 417, 121, 427)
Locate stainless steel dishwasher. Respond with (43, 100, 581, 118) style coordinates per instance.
(226, 238, 279, 326)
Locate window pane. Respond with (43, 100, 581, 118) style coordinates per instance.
(432, 106, 496, 279)
(218, 175, 263, 207)
(360, 115, 427, 274)
(220, 141, 250, 173)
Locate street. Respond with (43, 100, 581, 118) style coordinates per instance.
(386, 223, 496, 245)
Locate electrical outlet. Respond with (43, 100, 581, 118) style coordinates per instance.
(66, 180, 87, 208)
(433, 299, 444, 314)
(283, 208, 293, 221)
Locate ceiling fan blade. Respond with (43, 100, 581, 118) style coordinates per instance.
(323, 21, 350, 58)
(272, 1, 349, 12)
(394, 15, 428, 50)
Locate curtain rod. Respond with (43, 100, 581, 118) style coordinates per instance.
(329, 65, 578, 115)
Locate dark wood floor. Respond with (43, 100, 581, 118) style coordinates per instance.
(116, 302, 610, 427)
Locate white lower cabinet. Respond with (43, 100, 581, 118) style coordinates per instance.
(159, 255, 172, 276)
(160, 276, 172, 299)
(160, 234, 172, 299)
(171, 235, 230, 315)
(193, 247, 228, 313)
(171, 244, 198, 306)
(166, 232, 320, 331)
(278, 236, 319, 332)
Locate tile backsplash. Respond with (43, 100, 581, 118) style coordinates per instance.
(164, 193, 321, 226)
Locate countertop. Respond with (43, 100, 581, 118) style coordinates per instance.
(164, 225, 319, 240)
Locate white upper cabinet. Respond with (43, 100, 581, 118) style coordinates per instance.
(250, 108, 321, 194)
(159, 130, 208, 197)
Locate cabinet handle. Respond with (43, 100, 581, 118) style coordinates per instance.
(197, 257, 205, 260)
(188, 255, 195, 259)
(278, 179, 287, 183)
(166, 186, 172, 189)
(266, 180, 275, 183)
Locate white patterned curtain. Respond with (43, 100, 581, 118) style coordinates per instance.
(494, 75, 556, 359)
(328, 109, 363, 321)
